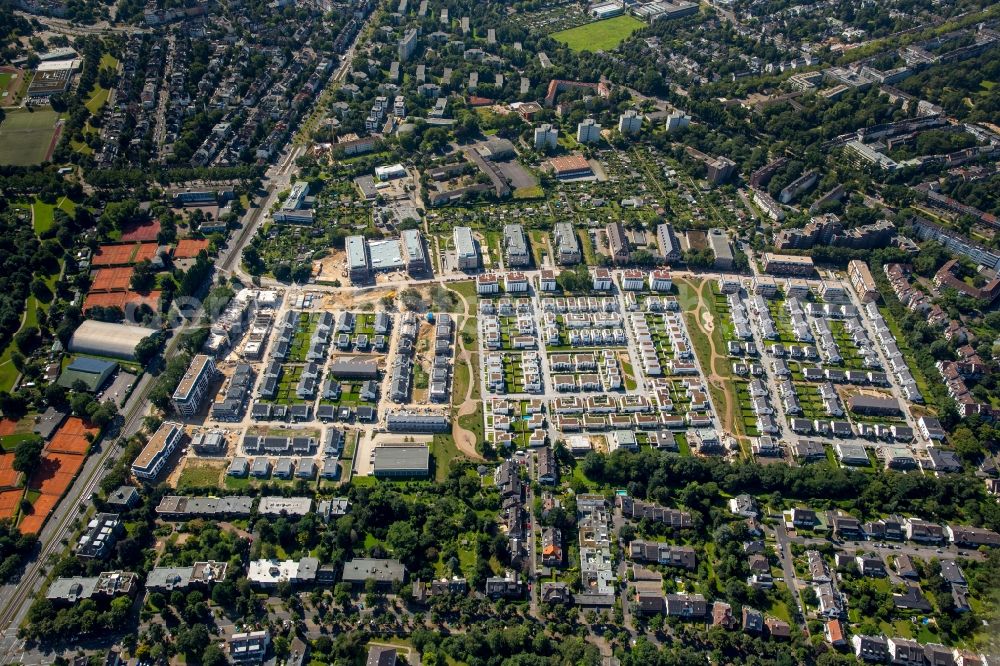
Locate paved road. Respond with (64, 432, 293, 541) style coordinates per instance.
(772, 520, 808, 632)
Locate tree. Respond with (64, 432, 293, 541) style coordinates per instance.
(134, 335, 160, 366)
(12, 436, 43, 475)
(202, 644, 227, 666)
(130, 260, 156, 292)
(175, 624, 209, 658)
(14, 327, 40, 355)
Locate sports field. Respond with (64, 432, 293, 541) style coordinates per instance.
(0, 108, 60, 166)
(550, 15, 644, 52)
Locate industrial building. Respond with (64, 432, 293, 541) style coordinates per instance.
(453, 226, 480, 270)
(171, 354, 217, 417)
(68, 320, 156, 360)
(372, 444, 430, 477)
(132, 422, 185, 481)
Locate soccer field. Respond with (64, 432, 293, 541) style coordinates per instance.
(550, 15, 645, 52)
(0, 108, 59, 166)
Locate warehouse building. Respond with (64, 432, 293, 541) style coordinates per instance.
(172, 354, 217, 417)
(454, 226, 480, 270)
(372, 444, 430, 477)
(132, 422, 185, 481)
(68, 320, 156, 360)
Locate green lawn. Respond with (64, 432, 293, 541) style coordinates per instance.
(31, 200, 55, 234)
(431, 433, 461, 483)
(0, 73, 11, 90)
(550, 15, 644, 52)
(177, 462, 224, 489)
(0, 108, 60, 166)
(85, 86, 110, 115)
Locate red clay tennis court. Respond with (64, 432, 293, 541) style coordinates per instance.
(174, 238, 210, 259)
(45, 417, 97, 455)
(89, 267, 135, 292)
(19, 493, 60, 534)
(54, 417, 99, 440)
(92, 242, 159, 267)
(0, 454, 18, 488)
(28, 452, 84, 494)
(83, 290, 161, 313)
(0, 490, 22, 520)
(0, 419, 17, 437)
(119, 219, 161, 242)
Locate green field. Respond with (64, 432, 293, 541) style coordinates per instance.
(85, 86, 110, 115)
(177, 462, 224, 489)
(31, 200, 55, 234)
(0, 108, 59, 166)
(0, 73, 11, 91)
(550, 15, 644, 52)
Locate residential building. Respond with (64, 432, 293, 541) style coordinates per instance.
(504, 224, 530, 267)
(553, 222, 582, 264)
(577, 118, 601, 144)
(762, 253, 815, 276)
(533, 123, 558, 150)
(171, 355, 216, 417)
(848, 260, 879, 303)
(454, 226, 480, 270)
(606, 223, 630, 264)
(132, 422, 184, 481)
(708, 228, 734, 269)
(229, 631, 270, 664)
(656, 223, 681, 262)
(618, 110, 642, 134)
(76, 513, 122, 559)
